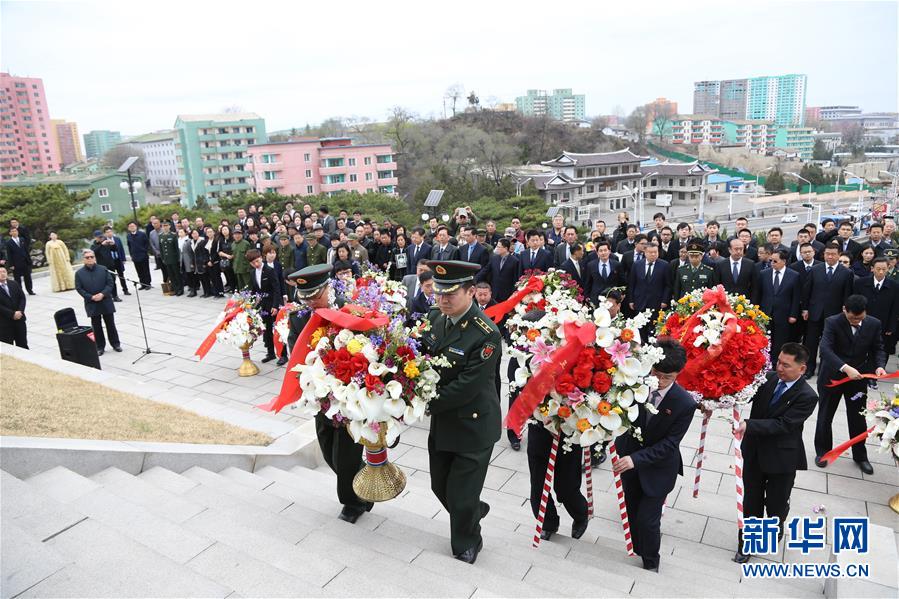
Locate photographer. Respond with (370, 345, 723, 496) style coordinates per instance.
(449, 206, 478, 237)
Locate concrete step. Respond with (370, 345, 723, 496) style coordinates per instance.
(181, 466, 293, 513)
(0, 470, 87, 542)
(137, 465, 199, 495)
(89, 467, 206, 523)
(1, 520, 71, 599)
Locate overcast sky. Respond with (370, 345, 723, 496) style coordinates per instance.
(2, 0, 897, 135)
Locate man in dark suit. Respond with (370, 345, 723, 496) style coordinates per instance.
(733, 343, 818, 563)
(618, 234, 648, 280)
(4, 227, 33, 295)
(702, 220, 729, 259)
(670, 223, 694, 260)
(459, 226, 489, 275)
(520, 230, 553, 273)
(788, 243, 821, 342)
(560, 243, 587, 291)
(616, 224, 639, 254)
(584, 241, 621, 306)
(864, 222, 890, 257)
(478, 238, 520, 303)
(430, 227, 459, 261)
(657, 227, 678, 263)
(718, 238, 755, 297)
(403, 261, 431, 310)
(834, 220, 862, 259)
(614, 339, 694, 572)
(553, 226, 578, 267)
(247, 249, 283, 363)
(853, 258, 899, 355)
(409, 271, 435, 316)
(74, 249, 121, 355)
(406, 227, 432, 272)
(789, 230, 824, 263)
(626, 242, 670, 336)
(752, 249, 800, 360)
(801, 243, 854, 377)
(126, 221, 152, 290)
(737, 229, 759, 262)
(0, 266, 27, 348)
(814, 295, 887, 474)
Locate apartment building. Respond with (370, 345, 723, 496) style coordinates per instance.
(52, 119, 83, 166)
(0, 72, 61, 179)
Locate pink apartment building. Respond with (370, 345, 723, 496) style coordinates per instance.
(247, 137, 398, 197)
(0, 73, 61, 180)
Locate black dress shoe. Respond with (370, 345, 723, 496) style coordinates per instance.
(123, 289, 131, 295)
(141, 285, 152, 291)
(855, 459, 874, 475)
(510, 439, 521, 451)
(113, 296, 123, 302)
(642, 561, 659, 572)
(261, 354, 277, 363)
(187, 291, 197, 297)
(27, 291, 35, 295)
(480, 501, 490, 519)
(276, 355, 288, 366)
(338, 505, 368, 524)
(97, 349, 105, 356)
(814, 455, 827, 468)
(175, 291, 183, 296)
(112, 345, 123, 353)
(733, 549, 750, 564)
(571, 519, 589, 539)
(539, 528, 556, 541)
(454, 539, 483, 564)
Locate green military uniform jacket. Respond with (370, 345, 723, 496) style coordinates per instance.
(306, 243, 327, 266)
(422, 302, 502, 453)
(278, 244, 294, 274)
(672, 263, 719, 301)
(158, 232, 180, 266)
(231, 239, 251, 274)
(887, 267, 899, 283)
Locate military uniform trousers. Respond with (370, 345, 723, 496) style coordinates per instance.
(526, 423, 588, 532)
(235, 271, 251, 291)
(427, 434, 492, 555)
(314, 413, 367, 510)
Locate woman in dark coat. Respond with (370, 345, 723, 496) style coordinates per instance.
(217, 225, 235, 293)
(204, 225, 224, 297)
(192, 229, 212, 297)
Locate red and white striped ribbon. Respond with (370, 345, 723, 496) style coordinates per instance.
(583, 445, 594, 518)
(609, 442, 635, 556)
(733, 405, 745, 529)
(693, 411, 711, 498)
(533, 433, 559, 548)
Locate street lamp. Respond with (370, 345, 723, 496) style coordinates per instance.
(622, 185, 640, 227)
(755, 166, 774, 198)
(880, 170, 898, 216)
(786, 172, 813, 223)
(117, 156, 142, 223)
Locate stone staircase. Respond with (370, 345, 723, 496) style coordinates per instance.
(1, 461, 848, 599)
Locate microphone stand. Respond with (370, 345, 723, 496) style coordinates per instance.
(127, 278, 172, 364)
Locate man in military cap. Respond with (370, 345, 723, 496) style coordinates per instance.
(305, 233, 327, 266)
(231, 228, 251, 291)
(885, 247, 899, 283)
(420, 260, 502, 564)
(672, 239, 719, 302)
(285, 264, 371, 522)
(158, 221, 183, 296)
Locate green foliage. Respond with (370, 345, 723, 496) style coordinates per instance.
(812, 140, 830, 161)
(799, 163, 835, 187)
(765, 170, 786, 192)
(0, 184, 105, 249)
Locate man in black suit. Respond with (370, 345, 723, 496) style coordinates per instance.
(733, 343, 818, 563)
(477, 238, 520, 302)
(520, 229, 553, 273)
(657, 226, 678, 263)
(737, 229, 759, 263)
(560, 243, 587, 291)
(801, 243, 854, 377)
(626, 242, 670, 337)
(864, 222, 890, 257)
(702, 220, 729, 259)
(614, 339, 694, 572)
(430, 227, 459, 261)
(788, 229, 824, 263)
(248, 249, 284, 363)
(816, 219, 838, 245)
(618, 234, 648, 280)
(409, 271, 435, 316)
(459, 226, 489, 275)
(853, 258, 899, 355)
(406, 227, 432, 272)
(834, 220, 862, 259)
(0, 266, 27, 348)
(615, 224, 639, 255)
(752, 249, 800, 360)
(788, 243, 821, 342)
(814, 295, 887, 474)
(670, 222, 694, 259)
(718, 238, 755, 297)
(553, 226, 578, 267)
(765, 227, 789, 255)
(584, 241, 621, 305)
(4, 227, 33, 295)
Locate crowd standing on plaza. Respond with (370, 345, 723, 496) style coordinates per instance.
(0, 199, 896, 569)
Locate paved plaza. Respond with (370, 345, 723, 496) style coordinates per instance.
(11, 262, 899, 563)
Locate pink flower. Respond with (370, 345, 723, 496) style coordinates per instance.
(531, 336, 556, 369)
(608, 340, 631, 366)
(566, 388, 586, 404)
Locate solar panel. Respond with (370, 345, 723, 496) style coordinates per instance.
(117, 157, 140, 172)
(424, 189, 444, 207)
(546, 206, 562, 217)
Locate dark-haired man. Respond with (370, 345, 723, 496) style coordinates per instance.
(614, 339, 694, 572)
(718, 238, 755, 297)
(407, 227, 432, 271)
(834, 221, 861, 258)
(752, 249, 800, 360)
(584, 241, 621, 306)
(126, 221, 152, 289)
(478, 238, 520, 302)
(853, 257, 899, 355)
(733, 343, 818, 564)
(801, 243, 853, 377)
(520, 230, 552, 272)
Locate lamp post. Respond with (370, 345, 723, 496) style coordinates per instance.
(622, 185, 639, 228)
(117, 156, 142, 223)
(755, 166, 774, 198)
(879, 170, 898, 217)
(786, 172, 813, 223)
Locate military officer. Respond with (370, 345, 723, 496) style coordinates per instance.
(158, 221, 182, 296)
(885, 248, 899, 282)
(287, 264, 371, 523)
(672, 239, 719, 301)
(231, 229, 251, 291)
(421, 260, 502, 564)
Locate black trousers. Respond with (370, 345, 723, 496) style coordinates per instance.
(314, 413, 366, 510)
(197, 271, 212, 296)
(814, 379, 868, 461)
(154, 254, 163, 270)
(208, 264, 224, 295)
(742, 458, 795, 536)
(803, 319, 825, 374)
(13, 267, 32, 294)
(507, 357, 520, 442)
(134, 258, 151, 287)
(186, 272, 198, 292)
(262, 312, 275, 357)
(428, 434, 492, 555)
(0, 320, 28, 349)
(621, 473, 666, 569)
(163, 263, 182, 291)
(769, 319, 793, 363)
(526, 424, 587, 532)
(90, 313, 120, 350)
(113, 260, 128, 292)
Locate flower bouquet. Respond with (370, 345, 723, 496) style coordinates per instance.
(195, 290, 265, 376)
(865, 387, 899, 512)
(352, 265, 408, 317)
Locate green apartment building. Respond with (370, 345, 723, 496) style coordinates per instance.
(515, 89, 586, 122)
(693, 74, 807, 127)
(83, 130, 122, 159)
(174, 113, 267, 207)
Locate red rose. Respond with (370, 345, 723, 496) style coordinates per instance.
(592, 372, 612, 393)
(364, 373, 384, 393)
(350, 353, 370, 374)
(573, 366, 593, 389)
(593, 349, 613, 371)
(555, 373, 576, 396)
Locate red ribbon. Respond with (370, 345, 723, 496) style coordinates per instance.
(272, 306, 291, 357)
(195, 299, 242, 360)
(257, 304, 390, 414)
(677, 285, 740, 383)
(820, 426, 875, 465)
(826, 370, 899, 387)
(505, 320, 597, 438)
(484, 276, 545, 324)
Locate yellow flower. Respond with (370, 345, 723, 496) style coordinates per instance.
(403, 361, 420, 379)
(612, 406, 623, 415)
(576, 418, 591, 432)
(346, 339, 364, 355)
(678, 297, 687, 304)
(309, 327, 327, 349)
(891, 397, 899, 407)
(747, 310, 756, 318)
(735, 304, 745, 313)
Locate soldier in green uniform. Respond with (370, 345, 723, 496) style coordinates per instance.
(885, 248, 899, 282)
(672, 239, 719, 301)
(286, 264, 371, 522)
(158, 221, 182, 296)
(420, 260, 502, 564)
(231, 228, 251, 291)
(305, 233, 327, 266)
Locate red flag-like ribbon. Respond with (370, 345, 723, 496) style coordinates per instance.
(257, 304, 390, 414)
(826, 370, 899, 388)
(484, 276, 545, 324)
(272, 306, 291, 358)
(504, 320, 597, 438)
(195, 299, 241, 360)
(819, 426, 875, 465)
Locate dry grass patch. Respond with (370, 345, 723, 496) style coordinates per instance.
(0, 354, 272, 446)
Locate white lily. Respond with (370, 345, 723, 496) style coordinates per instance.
(383, 396, 406, 419)
(359, 392, 386, 422)
(633, 384, 650, 404)
(627, 404, 639, 421)
(594, 307, 612, 328)
(384, 421, 402, 446)
(617, 388, 635, 407)
(600, 411, 622, 431)
(368, 361, 396, 376)
(579, 428, 602, 446)
(596, 327, 615, 348)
